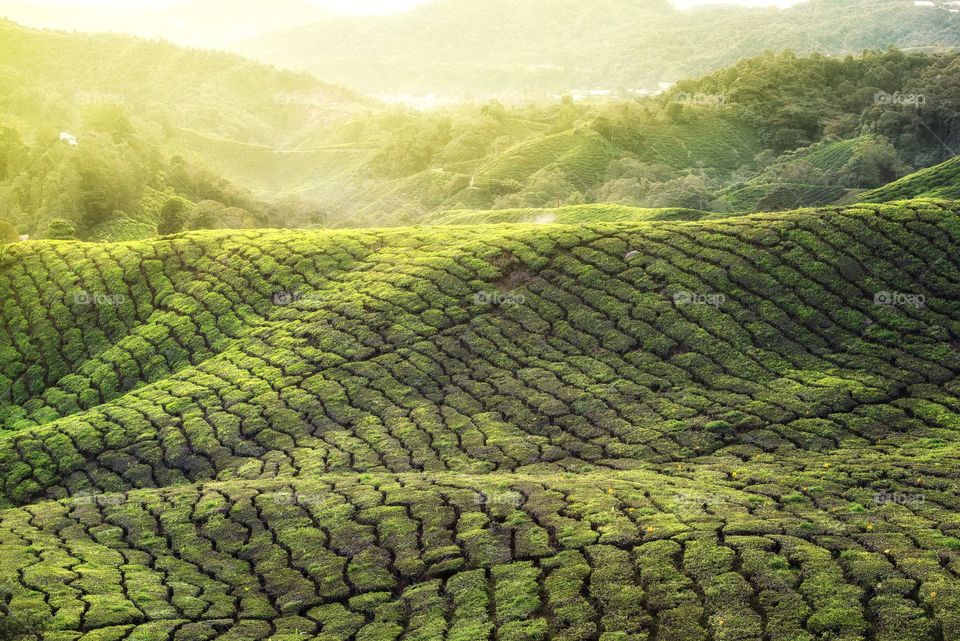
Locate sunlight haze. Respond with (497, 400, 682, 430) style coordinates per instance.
(0, 0, 807, 13)
(0, 0, 811, 49)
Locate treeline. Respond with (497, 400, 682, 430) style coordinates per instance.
(6, 14, 960, 239)
(0, 105, 331, 241)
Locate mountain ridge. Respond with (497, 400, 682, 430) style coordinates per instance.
(238, 0, 960, 96)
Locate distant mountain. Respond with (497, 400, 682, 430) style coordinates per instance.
(0, 18, 364, 146)
(238, 0, 960, 97)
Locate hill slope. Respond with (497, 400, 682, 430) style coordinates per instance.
(0, 19, 370, 239)
(1, 200, 960, 639)
(858, 156, 960, 203)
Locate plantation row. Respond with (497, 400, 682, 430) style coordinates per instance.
(1, 469, 959, 641)
(1, 202, 959, 502)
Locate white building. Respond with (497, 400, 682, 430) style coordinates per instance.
(59, 132, 78, 147)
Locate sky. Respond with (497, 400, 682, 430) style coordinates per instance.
(0, 0, 430, 14)
(1, 0, 806, 15)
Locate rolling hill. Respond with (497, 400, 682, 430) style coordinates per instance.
(858, 156, 960, 203)
(5, 21, 959, 238)
(1, 199, 959, 640)
(718, 136, 899, 211)
(238, 0, 960, 97)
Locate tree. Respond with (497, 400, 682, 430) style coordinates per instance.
(46, 218, 77, 240)
(0, 220, 17, 244)
(158, 198, 189, 235)
(508, 168, 584, 208)
(837, 137, 907, 188)
(767, 160, 828, 185)
(83, 105, 135, 142)
(595, 178, 644, 205)
(189, 200, 227, 230)
(0, 127, 24, 182)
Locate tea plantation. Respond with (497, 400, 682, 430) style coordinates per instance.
(858, 157, 960, 204)
(1, 200, 960, 641)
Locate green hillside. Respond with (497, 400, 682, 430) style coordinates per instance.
(0, 19, 372, 240)
(2, 200, 960, 640)
(169, 128, 376, 202)
(308, 49, 960, 222)
(716, 136, 901, 211)
(858, 156, 960, 203)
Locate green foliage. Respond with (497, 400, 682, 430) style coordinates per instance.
(4, 16, 960, 232)
(289, 48, 960, 221)
(424, 203, 719, 225)
(0, 19, 361, 240)
(157, 198, 189, 236)
(0, 584, 45, 641)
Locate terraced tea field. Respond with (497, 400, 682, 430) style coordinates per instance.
(858, 157, 960, 204)
(1, 200, 960, 641)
